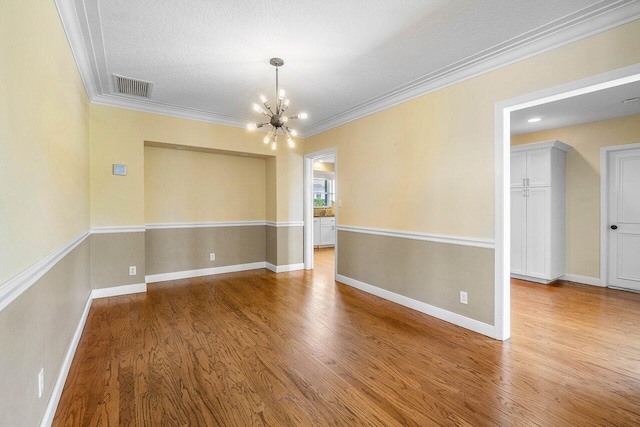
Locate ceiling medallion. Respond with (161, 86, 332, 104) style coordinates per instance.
(247, 58, 307, 149)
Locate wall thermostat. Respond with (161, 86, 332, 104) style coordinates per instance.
(112, 164, 127, 176)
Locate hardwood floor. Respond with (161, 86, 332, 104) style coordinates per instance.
(54, 249, 640, 426)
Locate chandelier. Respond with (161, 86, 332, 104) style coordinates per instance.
(247, 58, 307, 149)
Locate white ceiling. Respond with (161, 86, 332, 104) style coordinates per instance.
(511, 80, 640, 135)
(61, 0, 640, 137)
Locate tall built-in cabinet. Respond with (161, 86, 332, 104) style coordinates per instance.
(511, 140, 571, 284)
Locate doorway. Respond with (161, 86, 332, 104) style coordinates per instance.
(494, 64, 640, 341)
(303, 147, 338, 276)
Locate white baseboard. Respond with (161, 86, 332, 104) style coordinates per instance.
(510, 273, 555, 284)
(42, 281, 148, 425)
(266, 263, 305, 273)
(335, 274, 496, 339)
(561, 274, 604, 287)
(145, 262, 266, 283)
(91, 283, 147, 299)
(40, 293, 92, 427)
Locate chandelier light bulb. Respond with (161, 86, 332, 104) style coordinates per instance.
(287, 138, 295, 148)
(282, 116, 289, 123)
(271, 141, 277, 150)
(290, 129, 297, 136)
(253, 103, 261, 112)
(247, 123, 257, 131)
(260, 94, 267, 103)
(263, 135, 270, 144)
(299, 112, 308, 119)
(279, 89, 285, 99)
(284, 99, 290, 106)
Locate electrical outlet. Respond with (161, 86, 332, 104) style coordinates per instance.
(460, 291, 468, 304)
(38, 368, 44, 398)
(210, 253, 215, 261)
(129, 266, 136, 276)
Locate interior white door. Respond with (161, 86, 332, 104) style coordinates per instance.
(511, 187, 527, 274)
(526, 187, 550, 278)
(608, 148, 640, 291)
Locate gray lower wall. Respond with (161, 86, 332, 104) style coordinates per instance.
(91, 232, 145, 289)
(0, 238, 91, 427)
(266, 226, 278, 266)
(266, 225, 304, 266)
(145, 226, 267, 275)
(337, 230, 495, 325)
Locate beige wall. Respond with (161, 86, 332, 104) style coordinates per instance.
(305, 20, 640, 324)
(314, 162, 335, 172)
(144, 147, 266, 223)
(0, 0, 90, 284)
(305, 20, 640, 240)
(91, 105, 303, 226)
(0, 1, 91, 424)
(512, 114, 640, 279)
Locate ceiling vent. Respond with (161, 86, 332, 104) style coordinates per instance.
(112, 74, 153, 98)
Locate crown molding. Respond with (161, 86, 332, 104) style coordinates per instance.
(302, 0, 640, 137)
(55, 0, 640, 137)
(91, 94, 249, 129)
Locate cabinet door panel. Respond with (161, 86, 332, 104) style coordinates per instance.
(526, 187, 550, 278)
(321, 224, 335, 245)
(511, 188, 527, 274)
(511, 151, 527, 187)
(527, 149, 550, 186)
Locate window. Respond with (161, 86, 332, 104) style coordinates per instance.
(313, 178, 335, 207)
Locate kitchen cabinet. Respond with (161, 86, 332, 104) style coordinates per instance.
(314, 216, 335, 247)
(511, 140, 571, 283)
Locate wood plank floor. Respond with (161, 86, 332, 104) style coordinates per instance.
(54, 248, 640, 426)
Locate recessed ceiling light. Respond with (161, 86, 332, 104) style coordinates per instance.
(527, 118, 542, 123)
(622, 97, 640, 105)
(175, 145, 185, 150)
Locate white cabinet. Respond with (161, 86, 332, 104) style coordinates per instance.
(511, 140, 570, 284)
(313, 218, 321, 247)
(314, 217, 335, 247)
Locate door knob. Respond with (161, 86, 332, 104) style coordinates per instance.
(611, 225, 618, 230)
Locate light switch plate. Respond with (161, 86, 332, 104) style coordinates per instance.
(113, 164, 127, 176)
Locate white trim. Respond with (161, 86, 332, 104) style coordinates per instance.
(91, 93, 249, 130)
(265, 221, 305, 228)
(510, 139, 572, 153)
(145, 262, 266, 283)
(561, 274, 604, 287)
(304, 147, 339, 271)
(511, 273, 556, 285)
(55, 0, 640, 137)
(145, 221, 301, 229)
(0, 231, 90, 313)
(336, 274, 496, 339)
(42, 282, 148, 426)
(599, 142, 640, 287)
(91, 283, 147, 299)
(90, 226, 145, 233)
(303, 1, 640, 137)
(265, 263, 305, 273)
(337, 225, 495, 249)
(495, 64, 640, 342)
(40, 293, 92, 427)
